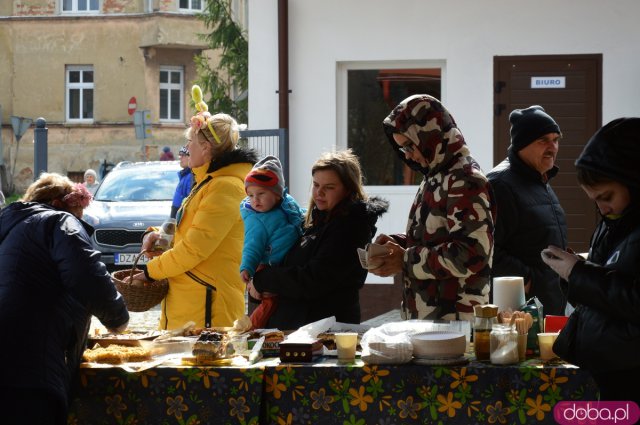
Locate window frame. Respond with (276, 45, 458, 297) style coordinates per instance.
(178, 0, 205, 13)
(159, 66, 184, 123)
(61, 0, 100, 14)
(65, 65, 95, 123)
(231, 0, 248, 30)
(336, 60, 446, 187)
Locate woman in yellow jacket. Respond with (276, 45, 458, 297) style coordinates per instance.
(132, 91, 257, 329)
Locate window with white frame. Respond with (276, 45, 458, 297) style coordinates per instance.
(62, 0, 100, 13)
(66, 66, 94, 122)
(178, 0, 204, 12)
(159, 67, 183, 122)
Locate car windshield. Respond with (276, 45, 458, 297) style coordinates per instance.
(94, 167, 178, 202)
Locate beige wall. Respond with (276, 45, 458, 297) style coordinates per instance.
(7, 16, 207, 123)
(1, 7, 220, 192)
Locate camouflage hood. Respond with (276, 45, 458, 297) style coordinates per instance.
(383, 95, 471, 177)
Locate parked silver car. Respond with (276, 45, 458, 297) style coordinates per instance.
(83, 160, 181, 271)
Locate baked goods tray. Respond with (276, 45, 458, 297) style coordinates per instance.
(89, 330, 164, 347)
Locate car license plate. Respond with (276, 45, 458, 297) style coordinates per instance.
(114, 253, 149, 266)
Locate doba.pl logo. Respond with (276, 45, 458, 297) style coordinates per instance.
(554, 401, 640, 424)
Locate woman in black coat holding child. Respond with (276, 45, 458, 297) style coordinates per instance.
(249, 149, 388, 330)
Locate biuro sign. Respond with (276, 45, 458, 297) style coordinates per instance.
(554, 401, 640, 425)
(530, 76, 566, 89)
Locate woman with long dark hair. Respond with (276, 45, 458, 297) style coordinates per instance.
(249, 149, 388, 329)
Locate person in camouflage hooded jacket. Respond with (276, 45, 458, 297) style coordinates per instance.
(371, 95, 496, 322)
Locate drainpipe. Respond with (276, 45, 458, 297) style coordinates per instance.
(277, 0, 289, 131)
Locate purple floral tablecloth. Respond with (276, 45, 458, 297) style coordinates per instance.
(261, 358, 598, 425)
(68, 364, 264, 425)
(68, 357, 597, 424)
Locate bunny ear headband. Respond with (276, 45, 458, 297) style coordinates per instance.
(190, 85, 222, 144)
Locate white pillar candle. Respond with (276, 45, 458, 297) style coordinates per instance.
(492, 276, 526, 313)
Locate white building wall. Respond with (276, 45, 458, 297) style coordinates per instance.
(249, 0, 640, 281)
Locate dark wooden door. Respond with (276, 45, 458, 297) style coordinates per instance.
(493, 54, 602, 253)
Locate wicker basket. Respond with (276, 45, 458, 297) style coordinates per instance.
(111, 252, 168, 312)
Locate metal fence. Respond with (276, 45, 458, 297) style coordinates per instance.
(239, 129, 289, 182)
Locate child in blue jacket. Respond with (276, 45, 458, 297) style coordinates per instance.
(240, 155, 305, 328)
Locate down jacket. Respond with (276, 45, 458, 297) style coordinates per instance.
(253, 197, 388, 330)
(561, 117, 640, 374)
(147, 148, 257, 329)
(567, 207, 640, 372)
(240, 192, 305, 276)
(0, 202, 129, 407)
(382, 95, 496, 321)
(487, 150, 568, 315)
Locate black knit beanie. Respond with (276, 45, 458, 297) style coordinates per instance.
(509, 105, 561, 152)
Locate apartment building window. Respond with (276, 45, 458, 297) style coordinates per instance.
(62, 0, 100, 13)
(66, 66, 94, 122)
(159, 67, 183, 122)
(179, 0, 204, 12)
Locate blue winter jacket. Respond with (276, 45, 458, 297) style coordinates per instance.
(171, 167, 193, 218)
(240, 192, 305, 276)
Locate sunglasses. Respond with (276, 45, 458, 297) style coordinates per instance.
(399, 143, 415, 154)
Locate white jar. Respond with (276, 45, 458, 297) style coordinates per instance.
(490, 324, 519, 365)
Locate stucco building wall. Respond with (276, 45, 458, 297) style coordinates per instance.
(248, 0, 640, 285)
(1, 1, 219, 192)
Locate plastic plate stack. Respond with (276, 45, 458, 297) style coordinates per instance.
(410, 331, 468, 365)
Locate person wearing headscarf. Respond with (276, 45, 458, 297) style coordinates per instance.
(542, 118, 640, 402)
(83, 168, 100, 195)
(370, 95, 496, 322)
(0, 173, 129, 424)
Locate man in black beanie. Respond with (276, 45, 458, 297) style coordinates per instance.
(487, 105, 568, 315)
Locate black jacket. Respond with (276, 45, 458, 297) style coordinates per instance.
(566, 206, 640, 372)
(253, 197, 388, 330)
(487, 150, 568, 315)
(562, 118, 640, 372)
(0, 202, 129, 407)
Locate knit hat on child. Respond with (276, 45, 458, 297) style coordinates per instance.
(509, 105, 561, 152)
(245, 155, 285, 197)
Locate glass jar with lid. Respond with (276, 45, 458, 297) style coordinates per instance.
(490, 324, 519, 365)
(473, 304, 498, 361)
